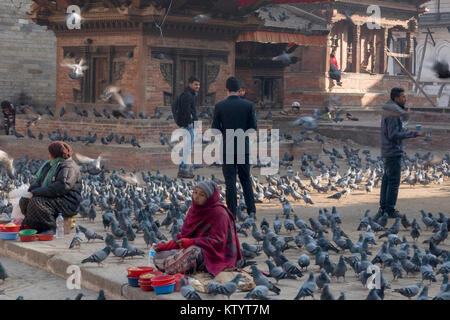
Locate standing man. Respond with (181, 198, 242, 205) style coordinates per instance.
(172, 76, 200, 179)
(212, 77, 257, 218)
(1, 101, 15, 135)
(378, 88, 422, 218)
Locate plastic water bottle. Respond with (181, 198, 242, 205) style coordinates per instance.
(148, 246, 156, 267)
(56, 213, 64, 239)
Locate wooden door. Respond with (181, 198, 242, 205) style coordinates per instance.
(93, 57, 108, 102)
(180, 59, 197, 89)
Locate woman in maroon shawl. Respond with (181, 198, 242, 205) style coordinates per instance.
(154, 180, 242, 277)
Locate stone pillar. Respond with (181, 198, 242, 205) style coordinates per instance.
(379, 27, 389, 74)
(352, 24, 361, 73)
(405, 31, 413, 73)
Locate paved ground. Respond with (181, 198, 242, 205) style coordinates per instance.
(0, 137, 448, 300)
(0, 255, 99, 300)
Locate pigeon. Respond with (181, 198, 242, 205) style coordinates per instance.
(416, 285, 429, 300)
(273, 216, 282, 234)
(193, 13, 212, 23)
(320, 284, 335, 300)
(78, 225, 104, 242)
(334, 255, 347, 282)
(393, 282, 421, 299)
(366, 288, 382, 300)
(214, 274, 242, 299)
(206, 281, 220, 295)
(59, 107, 66, 118)
(81, 247, 111, 266)
(433, 61, 450, 79)
(105, 233, 121, 249)
(97, 289, 106, 300)
(250, 265, 281, 295)
(0, 261, 8, 282)
(272, 43, 299, 66)
(0, 150, 15, 178)
(244, 285, 269, 300)
(265, 260, 296, 283)
(112, 247, 133, 261)
(87, 206, 96, 222)
(294, 272, 317, 300)
(315, 269, 331, 291)
(69, 226, 84, 249)
(75, 153, 104, 170)
(180, 277, 202, 300)
(61, 58, 88, 80)
(298, 254, 310, 270)
(421, 256, 437, 285)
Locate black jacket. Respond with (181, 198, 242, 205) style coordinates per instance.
(381, 100, 415, 158)
(177, 87, 198, 128)
(212, 95, 257, 162)
(29, 158, 82, 212)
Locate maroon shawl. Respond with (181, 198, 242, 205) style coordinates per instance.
(177, 187, 242, 277)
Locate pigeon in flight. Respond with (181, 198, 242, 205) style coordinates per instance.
(272, 43, 299, 66)
(61, 58, 88, 80)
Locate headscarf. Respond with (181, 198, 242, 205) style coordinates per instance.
(48, 141, 73, 159)
(177, 186, 242, 277)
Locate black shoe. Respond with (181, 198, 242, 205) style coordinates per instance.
(177, 170, 194, 179)
(387, 210, 401, 219)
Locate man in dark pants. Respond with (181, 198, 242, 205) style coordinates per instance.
(1, 101, 15, 135)
(173, 76, 200, 179)
(212, 77, 257, 217)
(378, 88, 422, 218)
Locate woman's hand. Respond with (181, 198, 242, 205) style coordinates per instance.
(176, 239, 183, 247)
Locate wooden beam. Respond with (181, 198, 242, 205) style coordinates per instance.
(386, 48, 437, 108)
(385, 52, 412, 58)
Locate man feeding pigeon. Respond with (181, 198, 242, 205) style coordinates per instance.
(1, 101, 15, 135)
(171, 76, 200, 179)
(19, 141, 82, 234)
(154, 180, 242, 277)
(378, 88, 423, 219)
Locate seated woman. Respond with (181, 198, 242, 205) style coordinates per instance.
(19, 141, 82, 234)
(154, 180, 242, 277)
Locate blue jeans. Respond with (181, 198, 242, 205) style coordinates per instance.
(379, 156, 402, 215)
(180, 125, 194, 169)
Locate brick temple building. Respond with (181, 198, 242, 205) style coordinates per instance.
(4, 0, 440, 170)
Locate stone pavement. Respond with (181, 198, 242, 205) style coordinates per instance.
(0, 255, 98, 300)
(0, 179, 449, 300)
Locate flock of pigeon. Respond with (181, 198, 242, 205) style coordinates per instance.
(0, 140, 449, 299)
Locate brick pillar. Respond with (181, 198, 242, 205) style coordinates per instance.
(352, 24, 361, 73)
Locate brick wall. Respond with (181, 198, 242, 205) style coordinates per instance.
(56, 32, 236, 117)
(0, 0, 56, 108)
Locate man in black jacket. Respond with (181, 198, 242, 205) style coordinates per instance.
(212, 77, 257, 217)
(378, 88, 422, 219)
(175, 76, 200, 178)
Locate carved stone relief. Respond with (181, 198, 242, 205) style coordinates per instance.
(160, 63, 173, 86)
(112, 61, 125, 81)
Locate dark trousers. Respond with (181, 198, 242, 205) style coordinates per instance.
(379, 156, 402, 214)
(329, 63, 341, 82)
(222, 163, 256, 217)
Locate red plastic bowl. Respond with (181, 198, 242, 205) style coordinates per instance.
(127, 266, 155, 278)
(19, 234, 36, 242)
(1, 225, 20, 232)
(37, 233, 54, 241)
(138, 280, 154, 291)
(151, 275, 176, 287)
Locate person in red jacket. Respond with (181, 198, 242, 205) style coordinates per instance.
(154, 180, 242, 276)
(329, 49, 343, 86)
